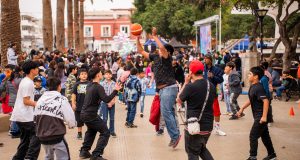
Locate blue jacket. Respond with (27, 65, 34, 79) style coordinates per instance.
(260, 75, 271, 99)
(204, 65, 224, 87)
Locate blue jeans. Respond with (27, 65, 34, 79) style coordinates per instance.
(10, 121, 20, 136)
(224, 92, 231, 113)
(99, 102, 115, 133)
(126, 102, 137, 124)
(140, 92, 146, 113)
(159, 84, 180, 141)
(276, 86, 286, 97)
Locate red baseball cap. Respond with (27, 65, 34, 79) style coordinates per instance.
(189, 60, 204, 74)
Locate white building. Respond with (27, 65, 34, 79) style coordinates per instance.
(20, 14, 43, 52)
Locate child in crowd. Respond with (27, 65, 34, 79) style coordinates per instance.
(38, 69, 47, 88)
(33, 76, 47, 101)
(100, 70, 117, 137)
(34, 77, 76, 160)
(226, 62, 243, 120)
(237, 66, 276, 160)
(65, 65, 78, 102)
(71, 68, 89, 140)
(274, 70, 293, 100)
(138, 70, 149, 118)
(222, 64, 232, 115)
(117, 63, 126, 105)
(125, 68, 142, 128)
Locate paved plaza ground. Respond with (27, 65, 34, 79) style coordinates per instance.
(0, 95, 300, 160)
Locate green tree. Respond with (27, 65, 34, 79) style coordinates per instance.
(132, 0, 203, 43)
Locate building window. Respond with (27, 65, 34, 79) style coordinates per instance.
(101, 25, 111, 37)
(84, 26, 93, 37)
(120, 25, 130, 35)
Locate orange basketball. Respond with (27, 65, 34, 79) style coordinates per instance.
(131, 23, 143, 36)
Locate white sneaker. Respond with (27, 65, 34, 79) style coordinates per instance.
(215, 127, 226, 136)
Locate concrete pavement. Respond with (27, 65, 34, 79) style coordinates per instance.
(0, 95, 300, 160)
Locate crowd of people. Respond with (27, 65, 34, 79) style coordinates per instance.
(0, 28, 299, 160)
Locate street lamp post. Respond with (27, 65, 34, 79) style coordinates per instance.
(255, 9, 268, 61)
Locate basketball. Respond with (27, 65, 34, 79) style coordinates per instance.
(131, 23, 143, 36)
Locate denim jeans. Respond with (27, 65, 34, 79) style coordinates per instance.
(10, 121, 20, 136)
(229, 92, 240, 114)
(126, 102, 137, 124)
(159, 84, 180, 141)
(100, 102, 115, 134)
(140, 92, 146, 113)
(276, 86, 286, 97)
(223, 92, 231, 113)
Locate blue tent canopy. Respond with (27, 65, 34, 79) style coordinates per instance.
(144, 38, 167, 53)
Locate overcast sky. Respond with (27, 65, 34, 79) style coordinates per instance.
(19, 0, 134, 19)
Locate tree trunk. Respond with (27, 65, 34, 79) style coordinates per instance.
(67, 0, 74, 49)
(268, 37, 281, 62)
(1, 0, 21, 66)
(42, 0, 53, 51)
(56, 0, 66, 52)
(79, 0, 85, 53)
(282, 46, 292, 71)
(74, 0, 80, 52)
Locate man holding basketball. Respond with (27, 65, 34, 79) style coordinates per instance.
(136, 27, 181, 148)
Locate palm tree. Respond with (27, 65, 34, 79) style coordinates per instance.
(56, 0, 66, 52)
(79, 0, 85, 53)
(0, 0, 21, 66)
(67, 0, 74, 49)
(43, 0, 53, 51)
(74, 0, 80, 52)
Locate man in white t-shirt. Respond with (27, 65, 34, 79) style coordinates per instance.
(10, 60, 41, 160)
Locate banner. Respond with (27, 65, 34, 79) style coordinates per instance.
(200, 24, 211, 54)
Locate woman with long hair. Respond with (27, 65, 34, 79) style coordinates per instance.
(54, 62, 67, 95)
(46, 60, 57, 78)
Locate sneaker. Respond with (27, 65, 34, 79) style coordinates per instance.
(171, 135, 182, 148)
(215, 128, 226, 136)
(128, 124, 138, 128)
(77, 132, 83, 140)
(263, 153, 277, 160)
(90, 156, 107, 160)
(229, 115, 239, 120)
(79, 150, 92, 159)
(156, 129, 164, 136)
(125, 122, 130, 127)
(140, 113, 144, 118)
(246, 156, 257, 160)
(222, 112, 229, 115)
(110, 132, 117, 138)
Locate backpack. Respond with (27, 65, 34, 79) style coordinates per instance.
(125, 77, 140, 102)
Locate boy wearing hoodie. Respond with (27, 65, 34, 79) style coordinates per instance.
(226, 62, 243, 120)
(34, 77, 76, 160)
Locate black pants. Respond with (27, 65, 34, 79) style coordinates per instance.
(81, 116, 110, 157)
(249, 120, 275, 157)
(13, 122, 41, 160)
(185, 130, 214, 160)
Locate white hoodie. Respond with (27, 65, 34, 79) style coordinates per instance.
(7, 47, 18, 66)
(34, 91, 76, 143)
